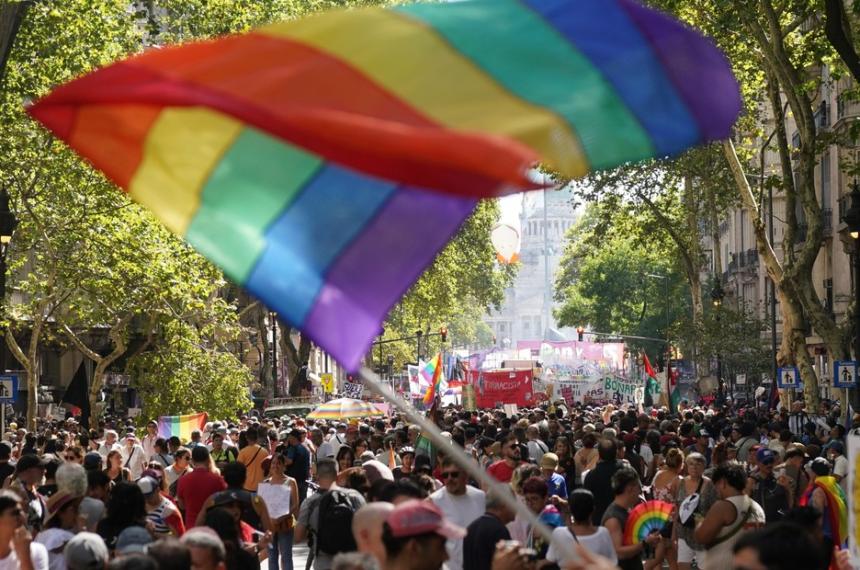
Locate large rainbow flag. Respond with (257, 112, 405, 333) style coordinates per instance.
(156, 412, 208, 442)
(28, 0, 740, 370)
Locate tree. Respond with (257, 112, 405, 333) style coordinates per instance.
(126, 320, 252, 421)
(0, 0, 142, 429)
(651, 0, 853, 408)
(554, 204, 688, 358)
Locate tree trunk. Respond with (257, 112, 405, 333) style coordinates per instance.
(6, 327, 37, 431)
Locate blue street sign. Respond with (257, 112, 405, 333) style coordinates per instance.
(0, 375, 18, 404)
(834, 361, 859, 389)
(776, 367, 802, 389)
(0, 375, 17, 403)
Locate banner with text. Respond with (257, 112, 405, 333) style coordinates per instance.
(468, 369, 534, 408)
(553, 376, 644, 406)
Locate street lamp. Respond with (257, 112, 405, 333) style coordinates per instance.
(415, 330, 423, 363)
(841, 181, 860, 402)
(0, 187, 16, 374)
(711, 279, 725, 403)
(576, 326, 584, 342)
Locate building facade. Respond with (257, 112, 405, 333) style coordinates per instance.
(701, 67, 856, 398)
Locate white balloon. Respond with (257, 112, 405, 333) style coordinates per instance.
(491, 223, 520, 264)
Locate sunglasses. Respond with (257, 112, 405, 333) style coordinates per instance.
(440, 471, 461, 480)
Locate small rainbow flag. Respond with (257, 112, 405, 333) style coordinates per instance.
(157, 412, 208, 442)
(422, 354, 444, 406)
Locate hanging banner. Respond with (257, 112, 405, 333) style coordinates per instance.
(553, 376, 644, 406)
(320, 373, 334, 394)
(469, 369, 533, 408)
(342, 382, 363, 399)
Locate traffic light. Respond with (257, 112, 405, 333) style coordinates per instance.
(440, 326, 448, 343)
(576, 326, 584, 342)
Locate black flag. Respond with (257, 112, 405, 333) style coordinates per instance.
(62, 361, 90, 426)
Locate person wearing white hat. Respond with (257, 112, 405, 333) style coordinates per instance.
(119, 434, 146, 481)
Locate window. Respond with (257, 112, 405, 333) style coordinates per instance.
(821, 152, 831, 207)
(522, 319, 531, 332)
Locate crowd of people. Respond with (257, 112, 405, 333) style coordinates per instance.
(0, 396, 854, 570)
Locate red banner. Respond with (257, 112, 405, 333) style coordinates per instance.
(469, 369, 534, 408)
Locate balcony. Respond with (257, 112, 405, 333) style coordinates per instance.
(746, 249, 759, 267)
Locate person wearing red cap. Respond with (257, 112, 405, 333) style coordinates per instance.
(381, 500, 466, 570)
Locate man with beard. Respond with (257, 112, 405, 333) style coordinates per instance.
(486, 433, 522, 484)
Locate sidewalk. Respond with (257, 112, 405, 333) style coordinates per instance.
(261, 543, 310, 570)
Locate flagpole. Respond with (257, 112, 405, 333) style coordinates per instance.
(358, 367, 561, 552)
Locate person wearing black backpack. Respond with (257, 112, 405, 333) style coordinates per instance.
(295, 458, 365, 570)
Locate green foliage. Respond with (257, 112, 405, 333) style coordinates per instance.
(554, 205, 687, 355)
(677, 298, 772, 380)
(127, 321, 252, 421)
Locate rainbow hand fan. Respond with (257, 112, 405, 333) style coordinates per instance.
(623, 500, 673, 545)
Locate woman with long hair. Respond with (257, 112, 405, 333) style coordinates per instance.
(573, 432, 598, 486)
(0, 489, 49, 568)
(554, 436, 578, 492)
(35, 491, 83, 570)
(336, 446, 355, 473)
(262, 454, 299, 570)
(96, 481, 147, 551)
(104, 450, 129, 485)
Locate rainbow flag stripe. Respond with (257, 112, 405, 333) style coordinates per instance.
(801, 476, 847, 546)
(28, 0, 740, 370)
(422, 354, 444, 405)
(157, 413, 208, 442)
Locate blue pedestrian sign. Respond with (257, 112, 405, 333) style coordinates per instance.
(834, 361, 859, 389)
(777, 367, 801, 389)
(0, 376, 18, 403)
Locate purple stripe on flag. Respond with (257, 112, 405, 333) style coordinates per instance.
(617, 0, 741, 141)
(303, 187, 476, 369)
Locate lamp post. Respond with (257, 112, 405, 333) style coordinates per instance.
(415, 330, 423, 363)
(711, 278, 726, 404)
(841, 181, 860, 406)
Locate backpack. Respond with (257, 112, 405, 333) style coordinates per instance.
(314, 490, 358, 555)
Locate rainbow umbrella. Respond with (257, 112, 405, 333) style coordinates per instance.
(307, 398, 383, 420)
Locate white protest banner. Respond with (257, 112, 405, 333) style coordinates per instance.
(257, 482, 291, 519)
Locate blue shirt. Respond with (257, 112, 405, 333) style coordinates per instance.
(547, 472, 568, 499)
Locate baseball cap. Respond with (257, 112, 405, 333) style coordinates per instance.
(386, 500, 466, 540)
(137, 476, 159, 497)
(539, 452, 559, 470)
(211, 490, 244, 507)
(756, 448, 776, 465)
(116, 525, 153, 554)
(64, 532, 109, 570)
(83, 452, 102, 471)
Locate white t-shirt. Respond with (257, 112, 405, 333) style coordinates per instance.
(0, 542, 49, 570)
(834, 455, 849, 491)
(546, 526, 617, 567)
(430, 486, 485, 570)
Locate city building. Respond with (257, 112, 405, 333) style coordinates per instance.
(484, 186, 578, 347)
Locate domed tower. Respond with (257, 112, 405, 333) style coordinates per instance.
(485, 186, 577, 347)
